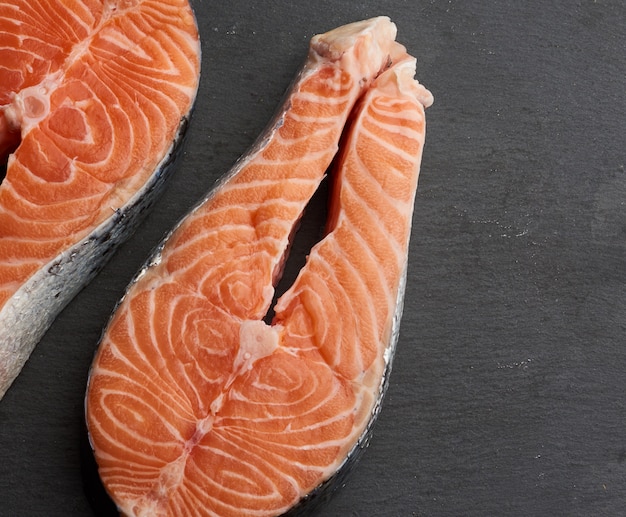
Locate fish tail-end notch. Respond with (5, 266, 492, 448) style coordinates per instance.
(274, 41, 433, 458)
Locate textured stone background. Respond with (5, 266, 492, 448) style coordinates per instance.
(2, 1, 626, 515)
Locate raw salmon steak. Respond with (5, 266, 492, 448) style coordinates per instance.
(86, 16, 432, 516)
(0, 0, 201, 398)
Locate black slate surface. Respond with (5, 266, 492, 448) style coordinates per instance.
(2, 1, 626, 516)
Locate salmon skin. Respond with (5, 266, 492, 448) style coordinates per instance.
(86, 16, 432, 516)
(0, 0, 201, 398)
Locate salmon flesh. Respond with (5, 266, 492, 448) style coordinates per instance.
(86, 16, 433, 516)
(0, 0, 201, 398)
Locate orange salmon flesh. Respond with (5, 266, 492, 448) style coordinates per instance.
(85, 16, 432, 516)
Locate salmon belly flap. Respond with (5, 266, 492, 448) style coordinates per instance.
(85, 16, 432, 517)
(0, 0, 200, 397)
